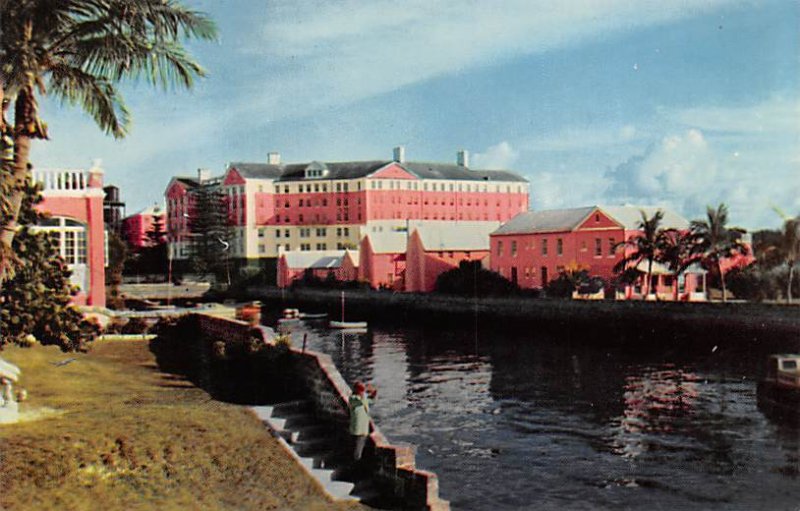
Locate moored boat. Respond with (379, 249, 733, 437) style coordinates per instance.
(757, 354, 800, 420)
(329, 320, 368, 330)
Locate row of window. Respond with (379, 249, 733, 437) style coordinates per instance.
(272, 180, 526, 195)
(497, 238, 618, 257)
(258, 227, 351, 238)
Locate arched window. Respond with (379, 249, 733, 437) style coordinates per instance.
(35, 217, 88, 265)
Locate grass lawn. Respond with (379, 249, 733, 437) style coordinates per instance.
(0, 340, 366, 511)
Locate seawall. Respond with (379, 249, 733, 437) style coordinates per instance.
(151, 313, 450, 511)
(246, 287, 800, 350)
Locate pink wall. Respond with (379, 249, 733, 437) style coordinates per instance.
(37, 192, 105, 307)
(358, 236, 405, 289)
(122, 212, 164, 249)
(405, 231, 489, 292)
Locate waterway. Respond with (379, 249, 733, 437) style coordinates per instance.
(285, 319, 799, 510)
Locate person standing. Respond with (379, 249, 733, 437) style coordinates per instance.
(349, 381, 377, 461)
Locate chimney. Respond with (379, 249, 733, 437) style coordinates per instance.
(457, 149, 469, 168)
(267, 152, 281, 165)
(197, 168, 211, 183)
(393, 146, 405, 163)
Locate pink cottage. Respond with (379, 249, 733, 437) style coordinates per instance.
(31, 164, 106, 306)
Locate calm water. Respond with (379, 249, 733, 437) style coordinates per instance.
(285, 320, 799, 510)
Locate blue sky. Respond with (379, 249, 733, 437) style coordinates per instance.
(35, 0, 799, 230)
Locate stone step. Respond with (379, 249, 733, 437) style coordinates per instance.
(270, 399, 311, 416)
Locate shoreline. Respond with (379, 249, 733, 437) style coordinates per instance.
(244, 287, 800, 349)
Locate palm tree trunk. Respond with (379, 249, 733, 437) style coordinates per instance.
(788, 263, 794, 303)
(717, 259, 727, 302)
(0, 92, 35, 287)
(645, 259, 652, 299)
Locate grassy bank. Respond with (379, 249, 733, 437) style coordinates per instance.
(0, 340, 365, 511)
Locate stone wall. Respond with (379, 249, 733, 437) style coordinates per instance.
(192, 313, 450, 511)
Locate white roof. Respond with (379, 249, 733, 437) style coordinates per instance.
(125, 203, 165, 219)
(365, 220, 500, 253)
(600, 205, 689, 231)
(281, 249, 358, 269)
(414, 222, 499, 251)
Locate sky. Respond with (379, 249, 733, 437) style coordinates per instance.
(34, 0, 799, 230)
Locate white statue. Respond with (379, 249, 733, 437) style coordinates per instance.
(0, 356, 21, 424)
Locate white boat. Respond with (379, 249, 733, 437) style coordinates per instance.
(299, 312, 328, 320)
(757, 354, 800, 420)
(329, 291, 367, 330)
(329, 320, 368, 329)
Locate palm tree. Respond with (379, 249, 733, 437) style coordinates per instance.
(690, 203, 748, 302)
(767, 212, 800, 303)
(0, 0, 216, 286)
(657, 228, 699, 301)
(613, 210, 664, 298)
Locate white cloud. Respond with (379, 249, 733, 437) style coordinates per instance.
(665, 95, 800, 136)
(472, 141, 519, 169)
(243, 0, 737, 119)
(523, 124, 645, 152)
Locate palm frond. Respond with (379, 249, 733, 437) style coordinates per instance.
(47, 62, 129, 137)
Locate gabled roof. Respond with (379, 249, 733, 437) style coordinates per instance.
(227, 162, 284, 179)
(493, 205, 690, 236)
(173, 177, 200, 188)
(125, 203, 165, 219)
(281, 250, 359, 269)
(492, 207, 597, 235)
(414, 222, 499, 251)
(363, 229, 409, 254)
(399, 162, 528, 182)
(221, 159, 527, 183)
(600, 205, 689, 231)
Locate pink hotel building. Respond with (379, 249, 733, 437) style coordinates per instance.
(165, 148, 529, 270)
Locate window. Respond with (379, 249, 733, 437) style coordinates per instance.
(336, 228, 342, 237)
(258, 228, 265, 238)
(316, 243, 327, 250)
(343, 227, 350, 236)
(580, 241, 587, 252)
(336, 183, 342, 192)
(497, 241, 503, 256)
(511, 240, 517, 257)
(608, 238, 616, 256)
(284, 229, 290, 237)
(595, 238, 602, 256)
(541, 239, 548, 256)
(284, 186, 289, 193)
(258, 245, 265, 254)
(275, 229, 281, 238)
(34, 217, 88, 266)
(556, 238, 563, 256)
(298, 214, 303, 222)
(595, 213, 600, 222)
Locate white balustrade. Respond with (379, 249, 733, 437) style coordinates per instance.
(32, 169, 90, 192)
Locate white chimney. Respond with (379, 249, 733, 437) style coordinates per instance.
(267, 152, 281, 165)
(393, 146, 405, 163)
(457, 150, 469, 168)
(197, 168, 211, 182)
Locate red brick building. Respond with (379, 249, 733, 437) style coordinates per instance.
(490, 205, 690, 291)
(122, 204, 165, 249)
(277, 249, 358, 288)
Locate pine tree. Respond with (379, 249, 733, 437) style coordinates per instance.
(138, 211, 168, 279)
(0, 180, 99, 350)
(187, 185, 232, 283)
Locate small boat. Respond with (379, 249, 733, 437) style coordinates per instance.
(329, 320, 368, 330)
(299, 312, 328, 320)
(329, 291, 367, 330)
(757, 354, 800, 420)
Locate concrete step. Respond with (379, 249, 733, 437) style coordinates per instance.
(270, 399, 311, 416)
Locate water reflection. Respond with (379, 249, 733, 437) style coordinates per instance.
(286, 322, 800, 510)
